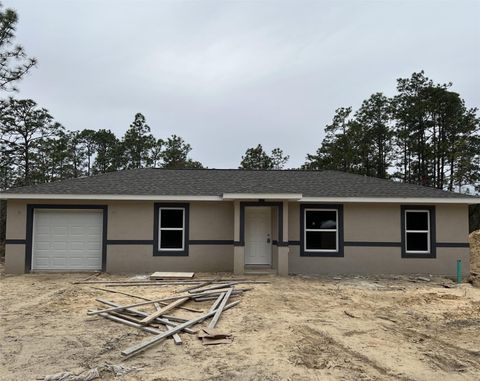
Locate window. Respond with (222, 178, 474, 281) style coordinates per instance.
(154, 203, 189, 256)
(304, 209, 338, 252)
(159, 207, 185, 251)
(404, 210, 430, 254)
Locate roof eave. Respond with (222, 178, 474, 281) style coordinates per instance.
(0, 193, 478, 204)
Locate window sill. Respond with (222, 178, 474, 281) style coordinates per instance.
(401, 252, 436, 259)
(300, 251, 344, 257)
(153, 249, 189, 257)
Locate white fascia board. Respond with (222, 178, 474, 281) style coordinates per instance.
(299, 197, 480, 204)
(222, 193, 303, 200)
(0, 194, 223, 201)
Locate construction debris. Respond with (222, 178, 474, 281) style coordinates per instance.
(150, 271, 195, 279)
(197, 328, 233, 345)
(87, 277, 266, 359)
(40, 364, 142, 381)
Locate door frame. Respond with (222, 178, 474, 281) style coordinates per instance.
(26, 204, 108, 272)
(239, 202, 285, 267)
(244, 206, 273, 265)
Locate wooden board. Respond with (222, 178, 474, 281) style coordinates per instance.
(150, 272, 195, 279)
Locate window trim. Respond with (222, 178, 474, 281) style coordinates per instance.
(153, 203, 189, 256)
(158, 207, 185, 252)
(300, 204, 344, 257)
(401, 205, 436, 259)
(404, 209, 430, 254)
(304, 208, 339, 253)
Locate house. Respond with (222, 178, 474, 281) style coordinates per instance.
(1, 168, 478, 276)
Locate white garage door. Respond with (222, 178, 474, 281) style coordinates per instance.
(32, 209, 103, 271)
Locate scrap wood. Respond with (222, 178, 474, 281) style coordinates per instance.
(121, 300, 240, 358)
(91, 310, 164, 335)
(96, 299, 195, 334)
(40, 364, 141, 381)
(90, 287, 250, 316)
(178, 277, 219, 293)
(188, 282, 237, 294)
(208, 292, 225, 313)
(208, 288, 233, 328)
(197, 327, 233, 345)
(150, 271, 195, 279)
(140, 297, 189, 325)
(163, 318, 182, 345)
(90, 286, 202, 313)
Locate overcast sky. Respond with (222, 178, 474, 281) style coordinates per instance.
(8, 0, 480, 168)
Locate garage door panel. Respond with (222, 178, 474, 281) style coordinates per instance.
(32, 210, 103, 271)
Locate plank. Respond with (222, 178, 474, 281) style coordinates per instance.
(208, 288, 233, 329)
(140, 297, 189, 325)
(92, 310, 163, 335)
(150, 272, 195, 279)
(163, 318, 182, 345)
(89, 289, 249, 316)
(121, 300, 241, 358)
(208, 292, 226, 313)
(188, 282, 237, 294)
(90, 286, 202, 313)
(178, 278, 218, 293)
(95, 299, 195, 334)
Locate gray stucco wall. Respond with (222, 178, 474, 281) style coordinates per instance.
(4, 199, 471, 276)
(288, 203, 470, 276)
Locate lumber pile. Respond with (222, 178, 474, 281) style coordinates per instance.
(86, 277, 267, 359)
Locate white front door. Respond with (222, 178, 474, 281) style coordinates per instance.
(32, 209, 103, 271)
(245, 207, 272, 265)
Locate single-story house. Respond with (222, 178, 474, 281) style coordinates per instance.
(1, 168, 478, 276)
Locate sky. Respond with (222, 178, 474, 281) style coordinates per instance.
(7, 0, 480, 168)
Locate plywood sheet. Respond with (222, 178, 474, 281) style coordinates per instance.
(150, 272, 195, 279)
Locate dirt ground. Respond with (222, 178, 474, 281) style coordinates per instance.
(1, 267, 480, 381)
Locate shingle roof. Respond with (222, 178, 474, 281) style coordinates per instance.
(1, 168, 476, 199)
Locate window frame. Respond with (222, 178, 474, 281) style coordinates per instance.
(404, 209, 430, 254)
(304, 208, 339, 253)
(401, 205, 436, 259)
(300, 204, 344, 257)
(153, 203, 189, 256)
(158, 207, 185, 252)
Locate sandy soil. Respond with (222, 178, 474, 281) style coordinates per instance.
(1, 268, 480, 381)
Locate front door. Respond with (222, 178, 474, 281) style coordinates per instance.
(245, 207, 272, 265)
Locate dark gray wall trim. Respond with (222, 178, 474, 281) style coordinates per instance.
(189, 240, 234, 245)
(107, 240, 154, 245)
(25, 204, 108, 272)
(401, 205, 436, 259)
(153, 203, 190, 256)
(344, 241, 402, 247)
(288, 240, 300, 246)
(5, 239, 27, 244)
(436, 242, 470, 248)
(233, 241, 244, 247)
(300, 204, 344, 257)
(239, 201, 283, 246)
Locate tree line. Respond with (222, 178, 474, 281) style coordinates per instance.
(0, 100, 203, 189)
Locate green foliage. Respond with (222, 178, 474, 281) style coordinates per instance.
(121, 113, 156, 169)
(239, 144, 289, 169)
(161, 135, 203, 169)
(305, 71, 480, 191)
(0, 2, 37, 92)
(0, 98, 63, 186)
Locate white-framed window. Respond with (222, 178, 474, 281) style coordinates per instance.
(304, 208, 338, 252)
(158, 207, 185, 251)
(404, 210, 430, 254)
